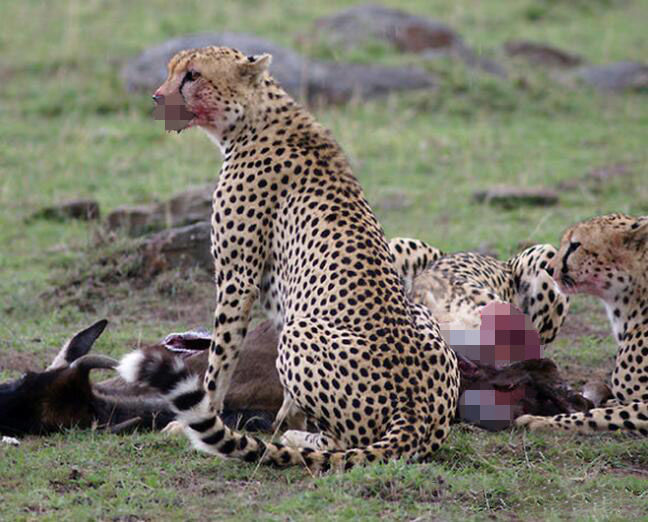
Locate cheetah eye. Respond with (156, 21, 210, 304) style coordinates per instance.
(569, 241, 581, 250)
(183, 70, 201, 83)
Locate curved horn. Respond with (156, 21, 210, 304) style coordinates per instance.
(70, 354, 119, 371)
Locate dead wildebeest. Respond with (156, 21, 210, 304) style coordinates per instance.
(1, 315, 600, 440)
(0, 320, 284, 439)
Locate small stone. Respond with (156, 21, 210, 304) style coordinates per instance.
(576, 62, 648, 92)
(504, 40, 583, 68)
(375, 191, 413, 211)
(31, 199, 100, 222)
(473, 186, 559, 208)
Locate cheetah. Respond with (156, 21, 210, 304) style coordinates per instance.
(388, 238, 570, 345)
(515, 213, 648, 435)
(119, 46, 460, 472)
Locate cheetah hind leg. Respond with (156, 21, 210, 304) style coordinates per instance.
(272, 393, 307, 432)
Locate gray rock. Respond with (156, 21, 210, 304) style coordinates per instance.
(473, 186, 559, 208)
(503, 40, 583, 68)
(106, 184, 213, 236)
(375, 191, 413, 211)
(556, 163, 632, 192)
(106, 204, 155, 236)
(576, 62, 648, 92)
(121, 32, 436, 104)
(311, 4, 462, 53)
(307, 4, 506, 78)
(30, 199, 100, 222)
(140, 222, 212, 274)
(308, 61, 435, 103)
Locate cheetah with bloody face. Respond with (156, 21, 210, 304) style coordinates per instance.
(120, 46, 459, 472)
(516, 214, 648, 435)
(388, 239, 570, 345)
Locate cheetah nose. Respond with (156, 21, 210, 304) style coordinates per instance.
(152, 94, 164, 105)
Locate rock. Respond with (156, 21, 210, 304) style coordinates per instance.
(375, 191, 413, 211)
(576, 62, 648, 92)
(472, 186, 559, 208)
(307, 61, 435, 104)
(310, 4, 462, 53)
(106, 204, 156, 236)
(306, 4, 506, 78)
(556, 163, 632, 192)
(503, 40, 583, 68)
(121, 32, 436, 104)
(30, 199, 100, 221)
(106, 184, 213, 236)
(139, 222, 212, 275)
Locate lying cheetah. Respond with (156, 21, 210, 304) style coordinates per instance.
(516, 213, 648, 435)
(120, 46, 459, 472)
(388, 239, 570, 345)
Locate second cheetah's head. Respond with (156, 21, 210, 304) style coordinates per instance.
(551, 213, 648, 302)
(152, 46, 272, 138)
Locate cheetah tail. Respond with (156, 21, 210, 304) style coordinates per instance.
(117, 348, 407, 472)
(388, 237, 444, 294)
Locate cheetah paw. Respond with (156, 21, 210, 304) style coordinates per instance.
(162, 420, 186, 436)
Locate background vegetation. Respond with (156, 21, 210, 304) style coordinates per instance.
(0, 0, 646, 520)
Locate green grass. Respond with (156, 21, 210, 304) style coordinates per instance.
(1, 0, 647, 520)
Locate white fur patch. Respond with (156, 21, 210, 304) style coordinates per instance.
(2, 436, 20, 446)
(117, 351, 146, 384)
(166, 374, 201, 400)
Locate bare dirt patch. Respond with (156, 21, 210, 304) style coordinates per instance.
(0, 349, 54, 374)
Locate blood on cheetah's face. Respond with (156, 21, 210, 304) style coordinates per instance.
(152, 46, 271, 135)
(551, 213, 648, 302)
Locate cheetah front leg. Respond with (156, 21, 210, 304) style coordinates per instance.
(204, 190, 271, 412)
(206, 282, 259, 413)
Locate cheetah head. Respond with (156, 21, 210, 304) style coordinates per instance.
(552, 213, 648, 303)
(152, 46, 272, 138)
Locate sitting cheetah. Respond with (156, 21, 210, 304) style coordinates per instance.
(388, 238, 570, 345)
(120, 46, 459, 472)
(516, 214, 648, 435)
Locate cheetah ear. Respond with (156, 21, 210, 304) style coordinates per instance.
(625, 216, 648, 250)
(239, 53, 272, 84)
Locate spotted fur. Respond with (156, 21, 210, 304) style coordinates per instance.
(516, 214, 648, 434)
(143, 46, 459, 471)
(389, 239, 569, 344)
